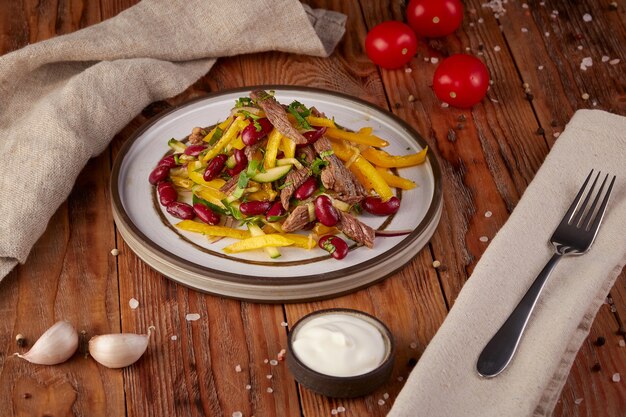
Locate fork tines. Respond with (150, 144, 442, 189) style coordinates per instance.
(565, 170, 616, 232)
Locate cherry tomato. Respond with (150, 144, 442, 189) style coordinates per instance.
(433, 54, 490, 109)
(406, 0, 464, 38)
(365, 21, 417, 69)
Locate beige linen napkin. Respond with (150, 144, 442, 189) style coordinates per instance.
(0, 0, 346, 280)
(389, 109, 626, 417)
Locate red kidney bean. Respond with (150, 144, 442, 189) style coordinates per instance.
(319, 235, 349, 260)
(157, 181, 178, 206)
(294, 177, 318, 200)
(266, 201, 286, 221)
(239, 201, 272, 216)
(242, 118, 273, 146)
(227, 149, 248, 176)
(166, 201, 195, 219)
(300, 126, 327, 146)
(193, 203, 220, 225)
(184, 144, 207, 156)
(203, 154, 228, 181)
(362, 196, 400, 215)
(149, 165, 170, 185)
(314, 195, 339, 227)
(158, 154, 179, 168)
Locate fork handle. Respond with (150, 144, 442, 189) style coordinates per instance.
(477, 253, 563, 377)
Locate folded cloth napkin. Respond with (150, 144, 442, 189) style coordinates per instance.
(389, 109, 626, 417)
(0, 0, 346, 280)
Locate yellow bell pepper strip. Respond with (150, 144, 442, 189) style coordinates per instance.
(375, 167, 416, 190)
(202, 117, 248, 162)
(223, 234, 294, 254)
(193, 186, 227, 208)
(248, 223, 281, 258)
(282, 233, 317, 249)
(330, 139, 393, 200)
(312, 223, 339, 237)
(203, 117, 234, 143)
(325, 127, 389, 148)
(170, 176, 194, 190)
(361, 146, 428, 168)
(176, 220, 250, 239)
(281, 136, 296, 159)
(229, 135, 246, 150)
(264, 129, 283, 169)
(306, 116, 336, 128)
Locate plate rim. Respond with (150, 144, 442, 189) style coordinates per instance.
(110, 85, 443, 296)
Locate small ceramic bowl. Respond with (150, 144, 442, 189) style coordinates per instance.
(287, 308, 395, 398)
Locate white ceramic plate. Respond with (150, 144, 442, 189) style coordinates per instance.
(111, 86, 442, 302)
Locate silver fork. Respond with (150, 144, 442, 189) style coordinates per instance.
(477, 170, 616, 378)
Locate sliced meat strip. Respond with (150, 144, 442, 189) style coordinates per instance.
(280, 167, 312, 210)
(281, 205, 311, 233)
(297, 145, 317, 165)
(244, 137, 267, 162)
(250, 90, 308, 145)
(337, 211, 375, 248)
(219, 173, 240, 195)
(313, 137, 367, 204)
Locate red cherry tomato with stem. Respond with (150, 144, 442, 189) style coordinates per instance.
(406, 0, 464, 38)
(365, 21, 417, 69)
(433, 54, 490, 109)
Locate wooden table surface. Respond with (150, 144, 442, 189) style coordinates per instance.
(1, 1, 625, 416)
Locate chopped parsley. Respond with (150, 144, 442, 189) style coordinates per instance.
(239, 110, 263, 132)
(234, 97, 253, 108)
(287, 100, 312, 130)
(311, 157, 329, 175)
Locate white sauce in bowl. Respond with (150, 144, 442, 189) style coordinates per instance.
(291, 313, 387, 377)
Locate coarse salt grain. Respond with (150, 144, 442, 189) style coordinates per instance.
(545, 32, 550, 37)
(485, 210, 493, 217)
(521, 27, 528, 33)
(129, 298, 139, 309)
(522, 3, 528, 8)
(266, 387, 274, 394)
(270, 359, 278, 366)
(383, 393, 390, 400)
(232, 412, 243, 417)
(410, 342, 418, 349)
(378, 399, 386, 406)
(574, 398, 583, 405)
(582, 93, 590, 100)
(609, 59, 620, 65)
(186, 313, 201, 321)
(479, 236, 489, 243)
(553, 132, 561, 138)
(478, 18, 484, 24)
(538, 65, 544, 70)
(441, 103, 449, 108)
(577, 45, 583, 51)
(110, 248, 119, 256)
(602, 55, 610, 62)
(337, 406, 346, 412)
(580, 57, 593, 70)
(405, 67, 413, 73)
(281, 321, 288, 327)
(264, 359, 269, 364)
(235, 365, 242, 373)
(408, 95, 416, 102)
(245, 384, 252, 390)
(494, 45, 501, 52)
(618, 340, 625, 347)
(424, 57, 430, 62)
(430, 57, 439, 64)
(432, 260, 441, 268)
(583, 13, 592, 22)
(331, 410, 338, 416)
(612, 373, 621, 382)
(171, 335, 178, 341)
(266, 374, 273, 379)
(277, 349, 287, 361)
(397, 376, 404, 382)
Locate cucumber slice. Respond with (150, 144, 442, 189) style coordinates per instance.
(248, 223, 281, 259)
(225, 154, 237, 169)
(168, 138, 187, 153)
(252, 165, 292, 183)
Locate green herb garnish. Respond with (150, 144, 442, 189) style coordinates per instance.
(208, 127, 224, 146)
(234, 97, 253, 108)
(311, 157, 329, 175)
(287, 100, 312, 130)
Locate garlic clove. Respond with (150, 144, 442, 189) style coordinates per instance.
(88, 326, 155, 368)
(14, 320, 79, 365)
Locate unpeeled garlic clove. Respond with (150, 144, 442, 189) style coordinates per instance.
(14, 320, 79, 365)
(88, 326, 155, 368)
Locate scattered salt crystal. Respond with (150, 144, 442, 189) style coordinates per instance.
(539, 2, 545, 6)
(266, 387, 274, 394)
(232, 412, 243, 417)
(521, 27, 528, 33)
(619, 340, 625, 347)
(129, 298, 139, 309)
(110, 248, 119, 256)
(545, 32, 550, 37)
(235, 365, 242, 373)
(337, 406, 346, 412)
(432, 260, 441, 268)
(331, 410, 338, 416)
(522, 3, 528, 9)
(611, 305, 618, 313)
(397, 376, 404, 382)
(574, 398, 583, 405)
(538, 65, 544, 70)
(478, 18, 484, 24)
(582, 93, 590, 100)
(378, 399, 386, 406)
(383, 393, 390, 400)
(441, 103, 449, 108)
(270, 359, 279, 366)
(405, 67, 413, 73)
(409, 342, 418, 349)
(469, 22, 476, 27)
(580, 57, 593, 71)
(479, 236, 489, 243)
(494, 45, 501, 52)
(583, 13, 593, 22)
(264, 359, 269, 364)
(577, 45, 583, 51)
(602, 56, 610, 62)
(171, 335, 178, 341)
(592, 100, 598, 107)
(553, 132, 561, 138)
(277, 349, 287, 361)
(612, 373, 621, 382)
(280, 321, 288, 327)
(552, 10, 559, 15)
(485, 211, 493, 217)
(245, 384, 252, 390)
(266, 374, 273, 379)
(430, 57, 439, 64)
(408, 95, 416, 102)
(609, 59, 620, 65)
(186, 313, 201, 321)
(465, 47, 471, 52)
(424, 57, 430, 62)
